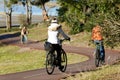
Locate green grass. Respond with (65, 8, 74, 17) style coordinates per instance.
(28, 24, 48, 41)
(0, 45, 45, 74)
(0, 45, 88, 75)
(0, 27, 20, 34)
(62, 63, 120, 80)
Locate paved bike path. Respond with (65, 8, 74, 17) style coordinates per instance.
(0, 35, 120, 80)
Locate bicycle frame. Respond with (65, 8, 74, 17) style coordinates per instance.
(45, 39, 68, 74)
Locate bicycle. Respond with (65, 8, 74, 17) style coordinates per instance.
(94, 42, 105, 67)
(45, 39, 68, 75)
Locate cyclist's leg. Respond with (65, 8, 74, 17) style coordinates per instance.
(99, 41, 103, 58)
(99, 41, 105, 64)
(102, 45, 105, 62)
(99, 41, 105, 60)
(94, 40, 103, 58)
(94, 40, 100, 55)
(94, 40, 100, 67)
(101, 45, 105, 62)
(54, 44, 63, 69)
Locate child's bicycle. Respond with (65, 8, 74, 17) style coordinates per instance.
(94, 42, 105, 67)
(45, 39, 68, 75)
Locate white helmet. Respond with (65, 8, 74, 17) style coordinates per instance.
(51, 17, 58, 23)
(51, 20, 58, 23)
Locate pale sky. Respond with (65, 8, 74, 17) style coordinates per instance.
(0, 0, 58, 16)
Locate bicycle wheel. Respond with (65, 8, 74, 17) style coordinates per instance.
(60, 49, 67, 72)
(46, 52, 55, 74)
(95, 49, 100, 67)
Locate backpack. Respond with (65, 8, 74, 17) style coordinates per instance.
(44, 42, 52, 51)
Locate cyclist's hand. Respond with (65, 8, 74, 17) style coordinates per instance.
(91, 40, 94, 43)
(89, 40, 93, 43)
(66, 37, 70, 41)
(88, 40, 93, 46)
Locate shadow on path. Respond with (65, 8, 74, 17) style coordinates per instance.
(0, 32, 20, 40)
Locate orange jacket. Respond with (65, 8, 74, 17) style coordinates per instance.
(91, 25, 103, 40)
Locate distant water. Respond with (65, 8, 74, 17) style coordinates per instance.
(0, 1, 59, 16)
(0, 15, 43, 27)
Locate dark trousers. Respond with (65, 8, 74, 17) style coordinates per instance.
(50, 44, 62, 66)
(94, 40, 105, 61)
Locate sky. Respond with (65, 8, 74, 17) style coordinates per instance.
(0, 0, 59, 16)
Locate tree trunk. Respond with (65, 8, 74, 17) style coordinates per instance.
(6, 9, 12, 30)
(41, 3, 49, 21)
(29, 3, 32, 24)
(26, 0, 30, 25)
(26, 0, 32, 25)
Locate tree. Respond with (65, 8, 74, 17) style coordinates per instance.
(4, 0, 18, 30)
(31, 0, 50, 21)
(57, 0, 120, 48)
(57, 0, 86, 34)
(21, 0, 32, 25)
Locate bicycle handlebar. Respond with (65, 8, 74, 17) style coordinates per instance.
(59, 38, 70, 44)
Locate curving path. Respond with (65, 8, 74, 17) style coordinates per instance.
(0, 34, 120, 80)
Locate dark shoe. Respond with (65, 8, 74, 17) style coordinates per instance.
(59, 66, 64, 70)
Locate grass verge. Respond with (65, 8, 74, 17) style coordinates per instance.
(0, 27, 20, 34)
(0, 45, 88, 75)
(61, 62, 120, 80)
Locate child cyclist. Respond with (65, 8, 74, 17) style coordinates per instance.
(91, 24, 105, 64)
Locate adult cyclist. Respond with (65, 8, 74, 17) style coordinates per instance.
(47, 17, 70, 70)
(91, 24, 105, 64)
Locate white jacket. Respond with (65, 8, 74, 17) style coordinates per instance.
(47, 23, 69, 44)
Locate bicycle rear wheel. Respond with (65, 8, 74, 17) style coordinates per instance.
(95, 49, 100, 67)
(60, 49, 67, 72)
(46, 52, 55, 74)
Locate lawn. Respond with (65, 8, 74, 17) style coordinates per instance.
(0, 45, 88, 75)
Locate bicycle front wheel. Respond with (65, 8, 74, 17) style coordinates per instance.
(60, 49, 67, 72)
(46, 52, 55, 74)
